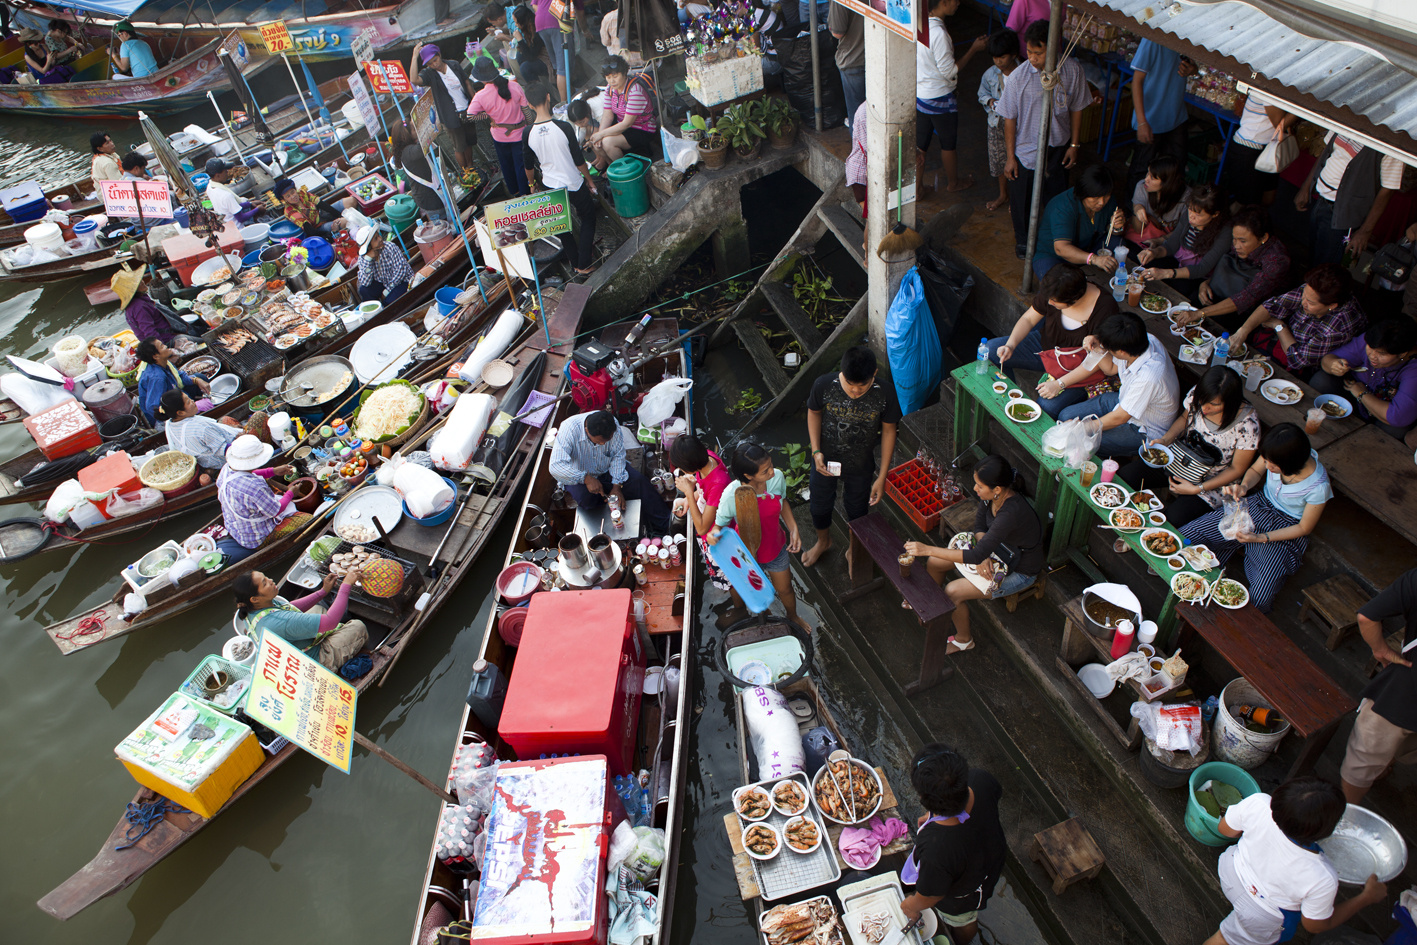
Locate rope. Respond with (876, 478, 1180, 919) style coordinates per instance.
(116, 797, 188, 850)
(562, 262, 770, 343)
(56, 608, 113, 645)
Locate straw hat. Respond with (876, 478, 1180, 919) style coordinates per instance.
(110, 267, 144, 310)
(18, 28, 43, 43)
(225, 434, 275, 471)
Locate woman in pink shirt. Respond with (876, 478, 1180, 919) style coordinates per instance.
(468, 57, 532, 196)
(709, 444, 807, 629)
(671, 434, 733, 591)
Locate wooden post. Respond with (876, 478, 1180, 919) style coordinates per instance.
(352, 730, 456, 804)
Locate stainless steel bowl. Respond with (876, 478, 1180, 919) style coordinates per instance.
(1318, 805, 1408, 883)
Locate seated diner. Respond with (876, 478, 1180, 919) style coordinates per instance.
(1181, 423, 1330, 614)
(1032, 164, 1125, 278)
(135, 338, 209, 426)
(1227, 264, 1367, 375)
(902, 455, 1044, 655)
(1137, 183, 1232, 301)
(233, 568, 368, 672)
(1311, 318, 1417, 443)
(1057, 311, 1180, 459)
(1125, 155, 1190, 248)
(215, 435, 306, 564)
(1171, 205, 1291, 332)
(154, 390, 242, 471)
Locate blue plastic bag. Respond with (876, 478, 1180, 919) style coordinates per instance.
(885, 266, 942, 415)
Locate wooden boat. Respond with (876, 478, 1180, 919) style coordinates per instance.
(0, 33, 276, 118)
(0, 240, 138, 284)
(407, 316, 696, 945)
(37, 278, 586, 922)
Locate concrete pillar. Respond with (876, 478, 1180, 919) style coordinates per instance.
(864, 20, 917, 363)
(711, 216, 751, 282)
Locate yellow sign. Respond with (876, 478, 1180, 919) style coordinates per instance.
(246, 632, 357, 773)
(259, 22, 295, 54)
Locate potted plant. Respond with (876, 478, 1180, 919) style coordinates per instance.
(762, 97, 799, 149)
(681, 114, 708, 143)
(715, 103, 766, 162)
(697, 130, 728, 169)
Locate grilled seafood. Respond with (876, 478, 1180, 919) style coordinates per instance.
(784, 817, 820, 851)
(772, 780, 807, 815)
(761, 898, 844, 945)
(737, 788, 770, 819)
(744, 824, 778, 856)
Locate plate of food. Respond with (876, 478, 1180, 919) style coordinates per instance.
(771, 779, 809, 816)
(1180, 545, 1220, 571)
(782, 815, 823, 854)
(1090, 482, 1129, 509)
(1180, 326, 1216, 347)
(1110, 508, 1145, 532)
(1171, 570, 1210, 602)
(1212, 578, 1250, 609)
(1230, 358, 1275, 381)
(742, 822, 781, 861)
(1315, 394, 1352, 418)
(1140, 293, 1170, 314)
(1130, 490, 1163, 511)
(1179, 344, 1209, 365)
(735, 786, 772, 822)
(947, 531, 975, 551)
(1004, 398, 1042, 424)
(1140, 528, 1181, 557)
(1261, 379, 1303, 405)
(1140, 443, 1174, 468)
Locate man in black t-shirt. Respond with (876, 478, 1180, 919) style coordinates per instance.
(802, 346, 901, 567)
(1340, 567, 1417, 803)
(900, 743, 1007, 945)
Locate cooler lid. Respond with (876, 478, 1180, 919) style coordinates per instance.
(7, 354, 65, 387)
(0, 182, 44, 210)
(473, 756, 610, 942)
(115, 692, 253, 791)
(500, 589, 633, 737)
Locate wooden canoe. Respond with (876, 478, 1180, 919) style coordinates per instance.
(407, 315, 697, 944)
(37, 279, 585, 922)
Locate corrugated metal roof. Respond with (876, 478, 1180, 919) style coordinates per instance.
(1088, 0, 1417, 146)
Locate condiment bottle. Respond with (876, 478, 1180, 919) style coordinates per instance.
(1110, 618, 1137, 660)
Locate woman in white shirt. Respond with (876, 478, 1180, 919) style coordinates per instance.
(154, 389, 242, 471)
(1220, 94, 1296, 206)
(915, 0, 986, 195)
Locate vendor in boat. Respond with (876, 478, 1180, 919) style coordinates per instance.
(135, 338, 209, 426)
(112, 267, 176, 344)
(902, 455, 1045, 654)
(709, 443, 807, 630)
(549, 409, 674, 535)
(108, 20, 157, 79)
(202, 158, 245, 227)
(233, 568, 368, 672)
(20, 28, 74, 84)
(275, 177, 354, 238)
(154, 390, 242, 472)
(671, 432, 732, 592)
(355, 224, 412, 305)
(90, 132, 121, 185)
(389, 123, 445, 222)
(216, 435, 306, 563)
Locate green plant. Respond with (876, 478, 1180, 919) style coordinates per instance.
(761, 97, 797, 136)
(699, 130, 726, 150)
(727, 387, 762, 415)
(722, 277, 751, 302)
(688, 114, 708, 132)
(714, 103, 766, 151)
(781, 442, 811, 492)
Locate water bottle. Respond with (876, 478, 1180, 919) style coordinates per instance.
(1110, 269, 1127, 303)
(1211, 333, 1230, 367)
(976, 337, 990, 375)
(1202, 695, 1220, 723)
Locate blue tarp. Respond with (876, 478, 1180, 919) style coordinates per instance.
(61, 0, 149, 17)
(61, 0, 326, 23)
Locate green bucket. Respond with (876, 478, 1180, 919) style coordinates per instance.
(1185, 761, 1261, 846)
(605, 154, 652, 218)
(386, 193, 418, 230)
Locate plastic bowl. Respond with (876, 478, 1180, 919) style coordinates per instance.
(402, 477, 460, 526)
(269, 220, 301, 241)
(741, 822, 781, 861)
(495, 560, 544, 605)
(1078, 663, 1114, 698)
(733, 786, 772, 822)
(781, 815, 822, 854)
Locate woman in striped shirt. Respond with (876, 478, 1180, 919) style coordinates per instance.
(590, 56, 658, 169)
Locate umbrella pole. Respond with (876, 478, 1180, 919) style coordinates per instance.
(282, 53, 319, 132)
(430, 144, 487, 303)
(530, 254, 550, 344)
(207, 91, 245, 164)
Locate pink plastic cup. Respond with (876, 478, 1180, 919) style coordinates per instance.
(1101, 459, 1119, 483)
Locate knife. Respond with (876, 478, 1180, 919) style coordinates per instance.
(878, 915, 924, 945)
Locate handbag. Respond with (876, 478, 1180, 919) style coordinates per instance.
(1371, 240, 1415, 284)
(1253, 126, 1299, 174)
(1038, 345, 1112, 394)
(1209, 250, 1261, 301)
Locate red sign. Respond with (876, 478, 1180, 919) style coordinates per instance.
(363, 60, 389, 94)
(379, 60, 414, 93)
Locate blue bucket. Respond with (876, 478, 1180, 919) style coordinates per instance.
(403, 477, 461, 526)
(269, 219, 301, 241)
(190, 173, 210, 194)
(173, 206, 190, 229)
(434, 286, 462, 317)
(242, 248, 265, 269)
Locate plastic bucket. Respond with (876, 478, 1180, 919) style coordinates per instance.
(302, 236, 334, 271)
(24, 221, 65, 254)
(402, 476, 460, 526)
(386, 193, 418, 234)
(1213, 677, 1291, 769)
(605, 154, 652, 217)
(98, 414, 138, 441)
(434, 286, 462, 317)
(413, 220, 454, 265)
(1186, 761, 1260, 846)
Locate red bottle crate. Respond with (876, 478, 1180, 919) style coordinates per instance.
(885, 459, 947, 533)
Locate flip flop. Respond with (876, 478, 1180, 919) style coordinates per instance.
(947, 635, 975, 653)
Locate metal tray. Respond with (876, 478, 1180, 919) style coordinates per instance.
(837, 875, 928, 945)
(332, 485, 404, 542)
(733, 772, 840, 901)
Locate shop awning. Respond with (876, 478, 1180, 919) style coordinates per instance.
(61, 0, 328, 25)
(62, 0, 150, 17)
(1073, 0, 1417, 161)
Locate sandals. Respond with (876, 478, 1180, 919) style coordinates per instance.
(947, 635, 975, 653)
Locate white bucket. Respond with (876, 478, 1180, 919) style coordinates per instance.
(341, 100, 365, 130)
(1212, 677, 1291, 769)
(24, 221, 65, 254)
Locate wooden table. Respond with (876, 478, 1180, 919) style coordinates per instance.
(952, 364, 1068, 518)
(636, 553, 688, 636)
(1319, 424, 1417, 549)
(1175, 602, 1357, 779)
(842, 511, 956, 695)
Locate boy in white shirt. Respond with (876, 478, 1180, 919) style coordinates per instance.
(1207, 777, 1385, 945)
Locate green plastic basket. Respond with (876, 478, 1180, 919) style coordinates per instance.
(179, 655, 253, 716)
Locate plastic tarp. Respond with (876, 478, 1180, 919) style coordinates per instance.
(884, 266, 941, 416)
(58, 0, 148, 17)
(61, 0, 328, 23)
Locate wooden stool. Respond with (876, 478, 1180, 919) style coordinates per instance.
(1299, 574, 1368, 650)
(1030, 818, 1105, 895)
(1003, 572, 1048, 613)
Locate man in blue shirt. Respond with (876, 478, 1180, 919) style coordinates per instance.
(1128, 39, 1193, 191)
(548, 410, 672, 534)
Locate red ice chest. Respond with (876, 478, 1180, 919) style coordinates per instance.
(24, 399, 101, 461)
(499, 588, 645, 775)
(472, 755, 618, 945)
(161, 223, 243, 287)
(77, 451, 141, 519)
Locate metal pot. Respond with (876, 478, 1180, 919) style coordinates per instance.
(588, 533, 617, 572)
(558, 534, 587, 571)
(277, 355, 356, 412)
(282, 263, 311, 292)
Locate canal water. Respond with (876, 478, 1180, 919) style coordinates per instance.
(0, 109, 1049, 945)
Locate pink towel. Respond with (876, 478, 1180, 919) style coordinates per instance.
(839, 817, 909, 868)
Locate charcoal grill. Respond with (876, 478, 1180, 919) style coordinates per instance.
(310, 539, 425, 619)
(202, 322, 285, 390)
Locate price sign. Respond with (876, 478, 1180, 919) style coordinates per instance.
(363, 60, 389, 94)
(484, 189, 573, 246)
(246, 633, 358, 773)
(259, 21, 295, 54)
(98, 179, 171, 220)
(410, 93, 437, 150)
(351, 27, 376, 65)
(379, 59, 414, 94)
(348, 72, 382, 134)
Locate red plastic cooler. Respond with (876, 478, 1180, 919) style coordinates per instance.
(472, 755, 618, 945)
(499, 588, 645, 775)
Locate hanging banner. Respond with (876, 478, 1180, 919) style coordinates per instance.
(484, 189, 573, 247)
(828, 0, 921, 45)
(246, 633, 358, 774)
(99, 179, 172, 220)
(259, 22, 295, 54)
(348, 72, 382, 133)
(351, 27, 376, 65)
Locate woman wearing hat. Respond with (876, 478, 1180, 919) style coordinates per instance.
(590, 56, 659, 168)
(216, 435, 305, 564)
(275, 178, 354, 238)
(135, 338, 209, 426)
(411, 42, 477, 173)
(108, 20, 157, 78)
(111, 267, 177, 344)
(232, 569, 368, 673)
(21, 27, 73, 84)
(355, 224, 412, 304)
(467, 57, 531, 197)
(155, 390, 242, 472)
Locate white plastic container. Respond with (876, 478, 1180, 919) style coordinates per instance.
(24, 221, 65, 255)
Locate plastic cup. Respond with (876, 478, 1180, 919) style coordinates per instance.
(1113, 538, 1130, 554)
(991, 381, 1008, 395)
(1101, 459, 1119, 483)
(1080, 461, 1097, 487)
(898, 554, 914, 579)
(1305, 408, 1325, 435)
(1127, 282, 1143, 307)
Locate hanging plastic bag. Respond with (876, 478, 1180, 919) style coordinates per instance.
(107, 487, 164, 519)
(660, 129, 698, 173)
(885, 266, 941, 416)
(915, 247, 974, 346)
(1064, 414, 1102, 468)
(636, 377, 693, 428)
(1219, 495, 1254, 540)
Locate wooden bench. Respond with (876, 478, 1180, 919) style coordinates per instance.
(1300, 574, 1369, 650)
(1319, 425, 1417, 549)
(1176, 603, 1357, 779)
(842, 511, 957, 696)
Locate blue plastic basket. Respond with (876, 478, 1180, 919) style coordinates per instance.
(269, 219, 301, 241)
(403, 477, 460, 527)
